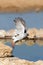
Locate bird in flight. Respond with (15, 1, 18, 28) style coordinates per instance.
(12, 17, 28, 43)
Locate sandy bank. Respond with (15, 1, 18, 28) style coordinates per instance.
(0, 57, 43, 65)
(0, 29, 43, 39)
(0, 0, 43, 12)
(0, 43, 12, 57)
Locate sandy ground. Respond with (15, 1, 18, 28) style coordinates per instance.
(0, 0, 43, 12)
(0, 57, 43, 65)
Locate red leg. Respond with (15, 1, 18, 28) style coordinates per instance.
(11, 40, 15, 48)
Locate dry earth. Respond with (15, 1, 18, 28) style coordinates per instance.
(0, 0, 43, 12)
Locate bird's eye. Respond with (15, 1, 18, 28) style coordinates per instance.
(24, 29, 26, 33)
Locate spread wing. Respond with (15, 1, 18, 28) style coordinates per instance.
(13, 17, 27, 32)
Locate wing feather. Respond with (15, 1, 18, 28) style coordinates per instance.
(13, 17, 27, 31)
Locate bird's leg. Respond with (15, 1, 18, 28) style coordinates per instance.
(11, 40, 15, 48)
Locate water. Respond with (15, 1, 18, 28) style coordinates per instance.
(0, 12, 43, 61)
(0, 39, 43, 61)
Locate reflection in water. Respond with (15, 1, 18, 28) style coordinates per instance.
(25, 40, 35, 46)
(36, 40, 43, 46)
(0, 39, 43, 61)
(0, 39, 43, 46)
(0, 39, 12, 46)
